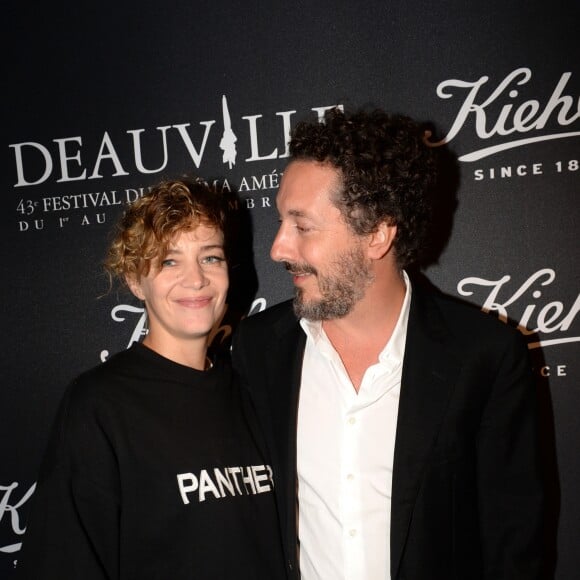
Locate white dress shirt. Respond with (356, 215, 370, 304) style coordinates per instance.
(297, 273, 411, 580)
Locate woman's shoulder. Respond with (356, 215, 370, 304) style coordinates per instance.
(65, 345, 145, 406)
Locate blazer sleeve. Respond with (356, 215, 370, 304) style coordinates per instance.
(476, 331, 544, 579)
(16, 381, 121, 580)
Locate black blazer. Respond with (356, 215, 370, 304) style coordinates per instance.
(232, 283, 543, 579)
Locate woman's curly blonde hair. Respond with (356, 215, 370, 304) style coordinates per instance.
(104, 178, 226, 285)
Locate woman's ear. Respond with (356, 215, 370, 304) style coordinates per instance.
(367, 221, 397, 260)
(126, 275, 145, 301)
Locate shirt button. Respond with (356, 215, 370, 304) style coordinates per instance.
(347, 473, 354, 481)
(347, 417, 356, 425)
(349, 529, 357, 537)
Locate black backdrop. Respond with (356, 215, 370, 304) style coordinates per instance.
(2, 1, 579, 578)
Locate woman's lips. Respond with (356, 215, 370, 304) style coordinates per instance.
(175, 297, 212, 308)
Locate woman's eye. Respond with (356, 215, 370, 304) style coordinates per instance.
(202, 255, 226, 265)
(161, 259, 176, 267)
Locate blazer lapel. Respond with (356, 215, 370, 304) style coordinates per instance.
(390, 286, 462, 578)
(257, 308, 305, 561)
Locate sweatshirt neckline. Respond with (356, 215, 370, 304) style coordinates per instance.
(128, 341, 226, 386)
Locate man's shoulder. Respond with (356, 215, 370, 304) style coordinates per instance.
(416, 284, 524, 347)
(239, 299, 297, 333)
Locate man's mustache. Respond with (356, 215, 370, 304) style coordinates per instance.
(282, 261, 317, 276)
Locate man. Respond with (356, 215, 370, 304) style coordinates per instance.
(232, 109, 543, 579)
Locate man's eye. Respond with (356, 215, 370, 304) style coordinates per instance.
(295, 225, 310, 233)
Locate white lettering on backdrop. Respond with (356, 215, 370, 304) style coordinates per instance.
(426, 68, 580, 161)
(458, 268, 579, 349)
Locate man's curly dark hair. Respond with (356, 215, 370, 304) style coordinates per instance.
(289, 107, 437, 268)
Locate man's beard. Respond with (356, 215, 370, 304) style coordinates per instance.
(284, 246, 374, 321)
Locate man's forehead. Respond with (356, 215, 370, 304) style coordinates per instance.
(282, 159, 341, 183)
(276, 161, 341, 211)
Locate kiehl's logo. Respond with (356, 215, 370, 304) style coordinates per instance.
(426, 67, 580, 161)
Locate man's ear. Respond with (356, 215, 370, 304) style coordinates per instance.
(126, 275, 145, 301)
(367, 221, 397, 260)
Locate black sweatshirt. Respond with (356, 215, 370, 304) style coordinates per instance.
(16, 343, 286, 579)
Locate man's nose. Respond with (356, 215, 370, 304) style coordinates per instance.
(270, 223, 293, 263)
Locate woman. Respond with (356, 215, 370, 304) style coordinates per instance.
(17, 179, 285, 579)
